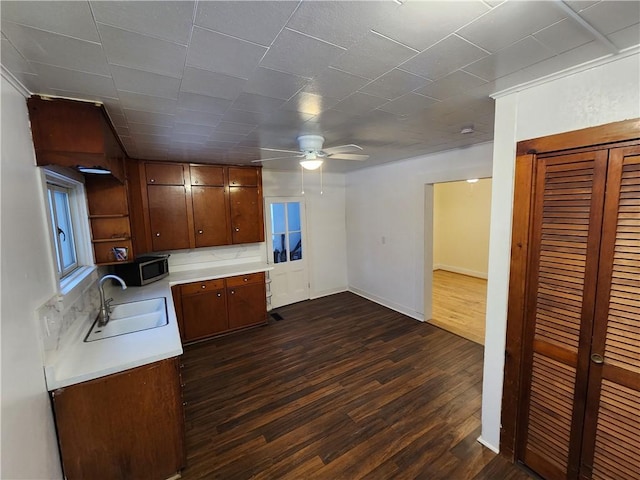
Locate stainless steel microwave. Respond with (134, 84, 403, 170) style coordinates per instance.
(112, 255, 169, 286)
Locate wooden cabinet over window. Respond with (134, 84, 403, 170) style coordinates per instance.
(501, 119, 640, 480)
(136, 162, 263, 252)
(27, 96, 126, 183)
(173, 271, 267, 344)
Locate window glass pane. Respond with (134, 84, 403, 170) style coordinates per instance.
(287, 202, 301, 232)
(271, 203, 286, 233)
(289, 231, 302, 261)
(48, 189, 62, 274)
(272, 233, 287, 263)
(53, 189, 77, 270)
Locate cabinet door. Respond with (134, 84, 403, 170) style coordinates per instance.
(227, 277, 266, 330)
(579, 146, 640, 480)
(146, 163, 185, 185)
(517, 150, 608, 480)
(228, 167, 259, 186)
(191, 165, 224, 186)
(192, 185, 231, 247)
(181, 288, 228, 342)
(148, 185, 190, 251)
(52, 358, 185, 480)
(229, 186, 264, 244)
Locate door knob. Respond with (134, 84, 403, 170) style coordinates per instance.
(591, 353, 604, 364)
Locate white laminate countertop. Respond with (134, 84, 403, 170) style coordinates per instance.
(44, 262, 272, 391)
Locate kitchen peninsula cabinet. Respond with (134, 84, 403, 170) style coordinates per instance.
(51, 357, 185, 480)
(137, 162, 263, 252)
(174, 271, 267, 344)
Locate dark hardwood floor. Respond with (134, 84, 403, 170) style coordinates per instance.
(179, 292, 531, 480)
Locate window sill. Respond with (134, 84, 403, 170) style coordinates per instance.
(60, 266, 97, 297)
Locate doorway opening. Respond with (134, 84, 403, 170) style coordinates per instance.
(430, 178, 492, 344)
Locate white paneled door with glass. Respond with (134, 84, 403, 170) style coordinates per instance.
(265, 197, 309, 308)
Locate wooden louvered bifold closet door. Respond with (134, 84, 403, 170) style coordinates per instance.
(519, 150, 608, 480)
(579, 145, 640, 480)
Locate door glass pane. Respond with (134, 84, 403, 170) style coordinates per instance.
(272, 233, 287, 263)
(289, 231, 302, 261)
(287, 202, 301, 231)
(53, 190, 77, 270)
(271, 203, 286, 233)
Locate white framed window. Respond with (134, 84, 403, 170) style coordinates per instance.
(43, 169, 94, 292)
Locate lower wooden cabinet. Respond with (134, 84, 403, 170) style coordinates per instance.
(51, 358, 185, 480)
(174, 272, 267, 343)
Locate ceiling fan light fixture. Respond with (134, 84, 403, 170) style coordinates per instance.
(300, 159, 323, 170)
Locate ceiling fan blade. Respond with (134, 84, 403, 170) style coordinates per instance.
(259, 147, 301, 154)
(327, 153, 369, 161)
(251, 155, 302, 163)
(322, 144, 364, 154)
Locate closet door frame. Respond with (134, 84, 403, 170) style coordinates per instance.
(501, 118, 640, 464)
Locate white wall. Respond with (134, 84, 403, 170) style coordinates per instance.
(433, 178, 492, 278)
(1, 76, 63, 478)
(262, 169, 348, 298)
(481, 52, 640, 452)
(346, 142, 493, 321)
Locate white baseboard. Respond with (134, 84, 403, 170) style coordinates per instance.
(310, 286, 348, 300)
(348, 287, 425, 322)
(477, 436, 499, 453)
(433, 264, 488, 279)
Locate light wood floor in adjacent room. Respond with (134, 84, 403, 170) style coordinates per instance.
(431, 270, 487, 345)
(179, 292, 531, 479)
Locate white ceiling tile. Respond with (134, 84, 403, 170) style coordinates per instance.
(533, 18, 594, 54)
(400, 34, 489, 80)
(1, 21, 109, 75)
(457, 1, 566, 52)
(374, 1, 490, 51)
(262, 109, 314, 129)
(1, 36, 36, 75)
(221, 109, 263, 126)
(609, 23, 640, 50)
(359, 69, 431, 100)
(117, 91, 177, 115)
(260, 28, 346, 78)
(91, 1, 195, 45)
(98, 23, 187, 77)
(195, 1, 297, 47)
(171, 132, 209, 144)
(174, 109, 224, 127)
(2, 1, 100, 42)
(109, 65, 181, 99)
(232, 92, 285, 114)
(177, 92, 232, 115)
(187, 27, 267, 79)
(208, 132, 246, 143)
(31, 62, 117, 98)
(128, 123, 174, 136)
(180, 67, 246, 100)
(563, 1, 600, 14)
(463, 37, 556, 81)
(579, 1, 640, 34)
(286, 1, 397, 49)
(333, 92, 389, 115)
(280, 92, 340, 115)
(329, 52, 395, 80)
(107, 111, 128, 128)
(415, 70, 487, 101)
(245, 67, 309, 100)
(304, 67, 369, 100)
(124, 109, 174, 126)
(215, 122, 256, 135)
(377, 93, 440, 116)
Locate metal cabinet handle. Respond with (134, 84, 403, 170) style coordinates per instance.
(230, 290, 235, 295)
(201, 285, 206, 289)
(198, 229, 203, 234)
(217, 293, 221, 297)
(591, 353, 604, 364)
(244, 278, 248, 282)
(235, 227, 240, 232)
(150, 179, 155, 183)
(155, 232, 161, 237)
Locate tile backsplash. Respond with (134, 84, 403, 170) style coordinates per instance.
(167, 243, 266, 272)
(37, 268, 104, 352)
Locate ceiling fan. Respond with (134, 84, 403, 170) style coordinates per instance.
(252, 135, 369, 170)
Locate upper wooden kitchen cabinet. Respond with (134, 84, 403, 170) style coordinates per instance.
(136, 162, 263, 252)
(27, 96, 126, 183)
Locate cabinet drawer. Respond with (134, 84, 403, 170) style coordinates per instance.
(228, 167, 259, 186)
(146, 163, 185, 185)
(181, 278, 225, 296)
(226, 271, 265, 287)
(190, 165, 224, 186)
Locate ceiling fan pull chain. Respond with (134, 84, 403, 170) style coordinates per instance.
(320, 164, 323, 195)
(301, 164, 305, 195)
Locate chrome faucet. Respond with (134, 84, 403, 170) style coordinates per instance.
(98, 275, 127, 327)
